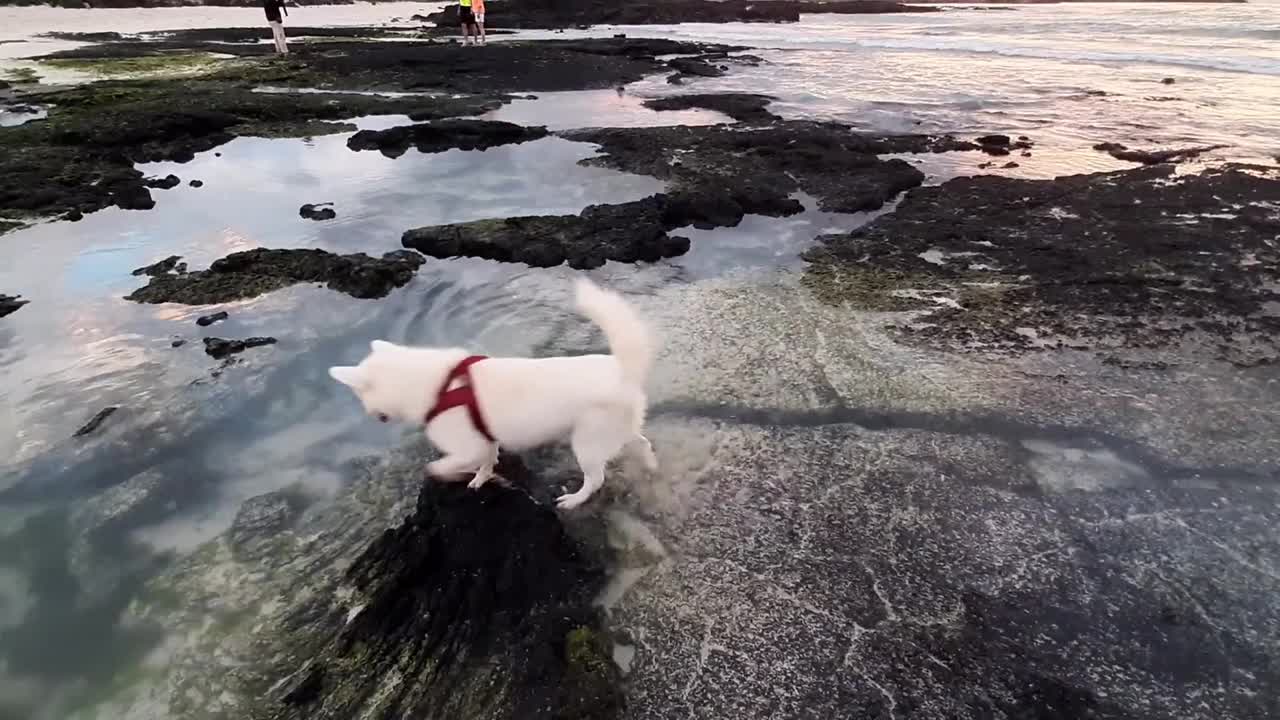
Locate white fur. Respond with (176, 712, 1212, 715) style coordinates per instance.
(328, 278, 658, 510)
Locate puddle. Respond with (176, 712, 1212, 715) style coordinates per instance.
(485, 89, 733, 130)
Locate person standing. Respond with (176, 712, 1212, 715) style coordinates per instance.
(264, 0, 289, 55)
(472, 0, 486, 45)
(458, 0, 477, 46)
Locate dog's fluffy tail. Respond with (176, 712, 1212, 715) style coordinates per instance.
(575, 278, 652, 389)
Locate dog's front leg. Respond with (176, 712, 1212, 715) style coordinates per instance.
(467, 443, 500, 490)
(427, 453, 481, 481)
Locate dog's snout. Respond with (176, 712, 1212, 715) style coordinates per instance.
(376, 412, 389, 423)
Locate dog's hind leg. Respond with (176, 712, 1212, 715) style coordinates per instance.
(628, 435, 659, 472)
(427, 438, 492, 482)
(557, 411, 629, 510)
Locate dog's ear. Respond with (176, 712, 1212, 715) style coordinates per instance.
(329, 366, 365, 388)
(370, 340, 395, 353)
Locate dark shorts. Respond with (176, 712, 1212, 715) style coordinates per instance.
(459, 7, 475, 24)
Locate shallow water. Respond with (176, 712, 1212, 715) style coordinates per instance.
(2, 3, 1279, 718)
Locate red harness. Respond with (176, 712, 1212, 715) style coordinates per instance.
(425, 355, 494, 441)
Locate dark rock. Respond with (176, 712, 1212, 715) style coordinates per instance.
(1002, 161, 1020, 169)
(127, 248, 426, 304)
(264, 452, 619, 719)
(406, 121, 988, 268)
(0, 79, 8, 90)
(403, 195, 694, 269)
(1162, 77, 1176, 84)
(975, 134, 1032, 156)
(1, 79, 512, 221)
(171, 338, 186, 348)
(667, 56, 724, 78)
(74, 406, 119, 438)
(642, 92, 778, 123)
(229, 491, 302, 560)
(1093, 142, 1228, 165)
(802, 164, 1280, 362)
(347, 120, 548, 158)
(188, 179, 203, 188)
(203, 336, 277, 359)
(563, 121, 975, 215)
(195, 310, 228, 327)
(424, 0, 933, 30)
(131, 255, 186, 277)
(281, 665, 326, 707)
(0, 293, 29, 318)
(613, 33, 626, 38)
(112, 184, 156, 210)
(299, 203, 336, 221)
(144, 174, 181, 189)
(64, 209, 84, 221)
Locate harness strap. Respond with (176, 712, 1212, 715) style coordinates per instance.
(424, 355, 494, 442)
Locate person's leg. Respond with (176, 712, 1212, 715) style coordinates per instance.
(478, 16, 486, 45)
(269, 21, 288, 55)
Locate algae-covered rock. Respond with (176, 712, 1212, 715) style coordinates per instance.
(346, 119, 549, 158)
(562, 121, 975, 215)
(561, 626, 624, 719)
(125, 248, 426, 304)
(802, 163, 1280, 364)
(402, 195, 692, 269)
(0, 78, 510, 222)
(257, 451, 619, 720)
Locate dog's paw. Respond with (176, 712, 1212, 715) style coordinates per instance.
(467, 475, 488, 490)
(555, 492, 588, 511)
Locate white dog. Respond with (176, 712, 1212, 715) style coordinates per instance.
(329, 278, 657, 510)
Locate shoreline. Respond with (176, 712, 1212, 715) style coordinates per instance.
(0, 0, 1251, 12)
(0, 13, 1277, 720)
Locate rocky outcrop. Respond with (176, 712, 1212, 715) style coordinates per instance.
(347, 120, 549, 158)
(803, 163, 1280, 365)
(563, 121, 980, 214)
(403, 196, 694, 269)
(299, 203, 336, 221)
(0, 78, 512, 222)
(195, 310, 228, 327)
(125, 248, 426, 304)
(73, 407, 120, 438)
(1093, 141, 1229, 165)
(202, 336, 277, 359)
(0, 293, 28, 317)
(402, 120, 992, 268)
(642, 93, 779, 123)
(424, 0, 935, 29)
(262, 452, 619, 720)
